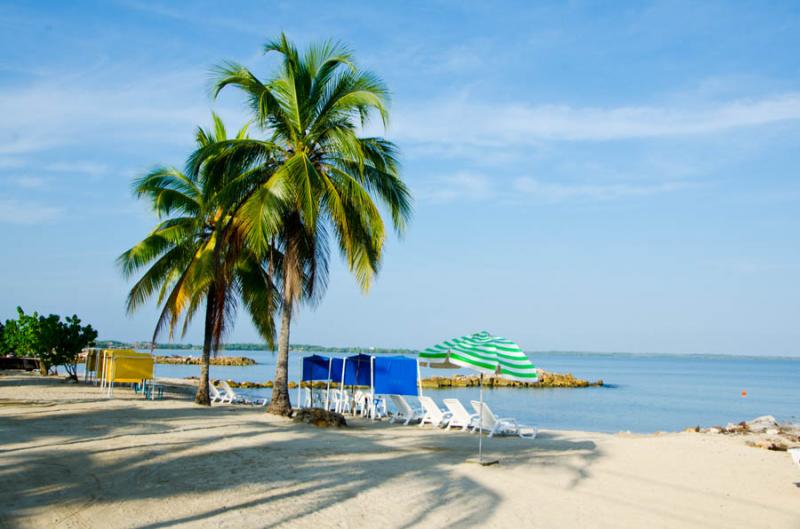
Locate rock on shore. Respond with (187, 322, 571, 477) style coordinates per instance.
(687, 416, 800, 451)
(292, 408, 347, 428)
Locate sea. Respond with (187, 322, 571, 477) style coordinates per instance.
(139, 349, 799, 433)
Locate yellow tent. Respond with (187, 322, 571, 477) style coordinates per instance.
(100, 350, 155, 395)
(81, 348, 103, 383)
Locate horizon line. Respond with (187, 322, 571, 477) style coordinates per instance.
(96, 339, 800, 360)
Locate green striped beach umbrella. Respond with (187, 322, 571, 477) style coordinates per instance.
(419, 331, 538, 382)
(419, 331, 537, 464)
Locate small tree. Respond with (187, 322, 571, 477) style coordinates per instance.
(2, 308, 97, 378)
(2, 308, 43, 365)
(36, 314, 62, 374)
(51, 315, 98, 380)
(36, 314, 97, 379)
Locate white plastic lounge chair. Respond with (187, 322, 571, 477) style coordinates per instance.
(790, 448, 800, 467)
(352, 391, 387, 419)
(325, 388, 341, 411)
(389, 395, 423, 425)
(470, 400, 537, 439)
(301, 387, 314, 408)
(219, 380, 246, 403)
(443, 398, 478, 431)
(419, 396, 453, 428)
(331, 389, 352, 414)
(351, 392, 387, 419)
(331, 388, 348, 413)
(312, 390, 325, 408)
(210, 382, 231, 404)
(299, 386, 324, 408)
(369, 394, 388, 419)
(220, 380, 267, 406)
(353, 390, 370, 416)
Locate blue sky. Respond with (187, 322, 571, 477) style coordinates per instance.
(1, 1, 799, 355)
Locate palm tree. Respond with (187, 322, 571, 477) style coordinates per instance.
(207, 34, 412, 415)
(119, 115, 281, 405)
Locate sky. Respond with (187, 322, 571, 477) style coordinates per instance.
(1, 1, 799, 355)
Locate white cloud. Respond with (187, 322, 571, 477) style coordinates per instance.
(0, 68, 247, 156)
(512, 177, 693, 202)
(119, 0, 265, 35)
(392, 92, 800, 151)
(8, 176, 47, 189)
(416, 172, 495, 203)
(44, 161, 109, 177)
(0, 157, 26, 170)
(0, 135, 64, 156)
(417, 173, 695, 204)
(0, 198, 62, 224)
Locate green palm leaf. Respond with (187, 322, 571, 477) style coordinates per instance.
(210, 34, 412, 414)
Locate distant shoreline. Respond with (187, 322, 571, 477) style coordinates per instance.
(534, 350, 800, 361)
(95, 340, 800, 360)
(95, 340, 416, 356)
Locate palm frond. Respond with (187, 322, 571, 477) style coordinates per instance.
(236, 256, 279, 347)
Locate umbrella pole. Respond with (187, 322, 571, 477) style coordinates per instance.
(479, 372, 484, 463)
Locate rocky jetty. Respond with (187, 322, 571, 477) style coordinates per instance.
(216, 380, 329, 389)
(293, 408, 347, 428)
(155, 355, 257, 366)
(204, 370, 602, 390)
(419, 371, 602, 389)
(229, 379, 274, 389)
(686, 416, 800, 451)
(79, 354, 257, 366)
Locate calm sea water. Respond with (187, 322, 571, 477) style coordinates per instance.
(140, 350, 800, 433)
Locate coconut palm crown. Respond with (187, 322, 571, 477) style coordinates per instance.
(204, 34, 412, 414)
(118, 115, 281, 404)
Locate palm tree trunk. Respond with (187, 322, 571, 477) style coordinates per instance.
(195, 294, 215, 405)
(267, 292, 293, 415)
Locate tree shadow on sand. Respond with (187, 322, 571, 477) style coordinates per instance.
(0, 379, 600, 529)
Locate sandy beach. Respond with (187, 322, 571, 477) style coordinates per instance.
(1, 374, 798, 529)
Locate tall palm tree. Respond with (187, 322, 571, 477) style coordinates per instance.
(119, 115, 281, 405)
(207, 34, 412, 415)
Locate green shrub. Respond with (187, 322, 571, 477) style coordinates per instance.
(1, 308, 43, 359)
(2, 307, 98, 378)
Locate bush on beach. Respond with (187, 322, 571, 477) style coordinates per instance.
(1, 306, 98, 379)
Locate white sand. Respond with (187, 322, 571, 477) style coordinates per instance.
(1, 374, 798, 529)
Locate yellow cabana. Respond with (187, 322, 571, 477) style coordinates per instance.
(81, 347, 106, 383)
(99, 349, 155, 396)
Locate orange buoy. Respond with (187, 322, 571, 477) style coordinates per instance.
(741, 390, 747, 397)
